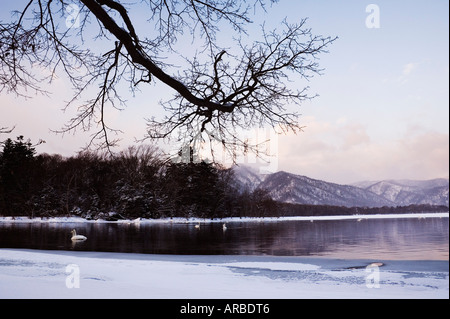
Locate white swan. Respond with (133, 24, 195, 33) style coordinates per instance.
(195, 223, 200, 229)
(71, 229, 87, 241)
(222, 223, 227, 231)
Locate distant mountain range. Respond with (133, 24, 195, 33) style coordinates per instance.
(233, 166, 449, 208)
(352, 179, 449, 207)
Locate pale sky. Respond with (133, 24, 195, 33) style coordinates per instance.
(1, 0, 449, 184)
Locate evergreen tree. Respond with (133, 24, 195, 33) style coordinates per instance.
(0, 136, 36, 216)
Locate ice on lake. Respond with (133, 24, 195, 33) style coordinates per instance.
(0, 249, 448, 299)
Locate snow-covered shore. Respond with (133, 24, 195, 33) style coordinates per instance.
(1, 212, 448, 224)
(0, 249, 448, 299)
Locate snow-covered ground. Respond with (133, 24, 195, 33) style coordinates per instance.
(1, 212, 448, 224)
(0, 249, 448, 299)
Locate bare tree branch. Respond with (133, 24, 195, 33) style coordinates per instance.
(0, 0, 336, 156)
(0, 125, 15, 135)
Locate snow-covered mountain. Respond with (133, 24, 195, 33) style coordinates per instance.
(352, 179, 449, 207)
(257, 171, 395, 207)
(232, 166, 449, 207)
(232, 165, 268, 192)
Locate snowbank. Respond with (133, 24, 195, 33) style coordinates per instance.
(0, 249, 448, 299)
(1, 212, 448, 224)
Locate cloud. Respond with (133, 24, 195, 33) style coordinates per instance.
(341, 123, 371, 150)
(402, 62, 417, 76)
(276, 117, 449, 184)
(394, 62, 419, 85)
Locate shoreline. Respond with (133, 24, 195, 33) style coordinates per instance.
(0, 212, 448, 224)
(2, 248, 449, 270)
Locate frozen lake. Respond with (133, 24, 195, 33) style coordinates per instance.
(1, 214, 448, 260)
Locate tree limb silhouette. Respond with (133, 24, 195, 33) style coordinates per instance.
(0, 0, 336, 155)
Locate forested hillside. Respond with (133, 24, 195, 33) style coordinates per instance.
(0, 136, 276, 219)
(0, 136, 447, 219)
